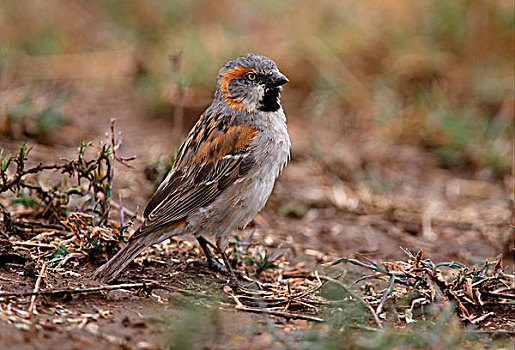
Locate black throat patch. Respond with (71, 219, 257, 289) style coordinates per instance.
(258, 87, 281, 112)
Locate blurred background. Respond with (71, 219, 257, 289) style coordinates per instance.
(0, 0, 513, 263)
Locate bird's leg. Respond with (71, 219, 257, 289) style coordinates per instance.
(220, 249, 239, 288)
(196, 236, 226, 272)
(197, 236, 247, 288)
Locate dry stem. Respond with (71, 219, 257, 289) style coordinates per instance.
(27, 263, 47, 317)
(0, 281, 169, 298)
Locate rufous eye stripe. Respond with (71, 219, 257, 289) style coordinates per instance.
(219, 66, 254, 95)
(219, 66, 254, 112)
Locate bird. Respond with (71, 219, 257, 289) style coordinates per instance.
(92, 53, 290, 285)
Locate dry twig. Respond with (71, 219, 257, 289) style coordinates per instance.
(0, 281, 170, 298)
(233, 304, 324, 322)
(27, 263, 47, 316)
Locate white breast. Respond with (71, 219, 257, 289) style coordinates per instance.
(251, 109, 290, 180)
(239, 108, 290, 222)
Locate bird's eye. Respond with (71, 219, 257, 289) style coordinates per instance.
(246, 72, 257, 81)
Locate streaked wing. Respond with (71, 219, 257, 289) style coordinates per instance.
(135, 112, 256, 238)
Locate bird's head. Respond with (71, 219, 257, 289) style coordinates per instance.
(216, 53, 289, 113)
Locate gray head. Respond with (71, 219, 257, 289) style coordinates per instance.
(215, 53, 289, 113)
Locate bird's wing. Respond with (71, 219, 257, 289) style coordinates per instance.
(135, 112, 256, 238)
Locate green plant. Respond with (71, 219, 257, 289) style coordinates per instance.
(228, 234, 286, 275)
(0, 119, 136, 264)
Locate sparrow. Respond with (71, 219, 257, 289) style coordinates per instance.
(93, 53, 290, 285)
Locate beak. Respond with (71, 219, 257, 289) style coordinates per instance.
(265, 71, 289, 87)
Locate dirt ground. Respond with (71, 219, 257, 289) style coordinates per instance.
(0, 77, 513, 350)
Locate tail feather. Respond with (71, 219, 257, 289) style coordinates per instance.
(92, 234, 149, 283)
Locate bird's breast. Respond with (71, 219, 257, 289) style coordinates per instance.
(252, 109, 291, 176)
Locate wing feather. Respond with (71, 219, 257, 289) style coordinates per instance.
(135, 112, 256, 238)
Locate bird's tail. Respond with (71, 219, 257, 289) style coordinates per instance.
(92, 229, 150, 283)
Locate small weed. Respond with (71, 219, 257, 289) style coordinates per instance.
(0, 119, 136, 265)
(228, 234, 286, 275)
(324, 248, 511, 324)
